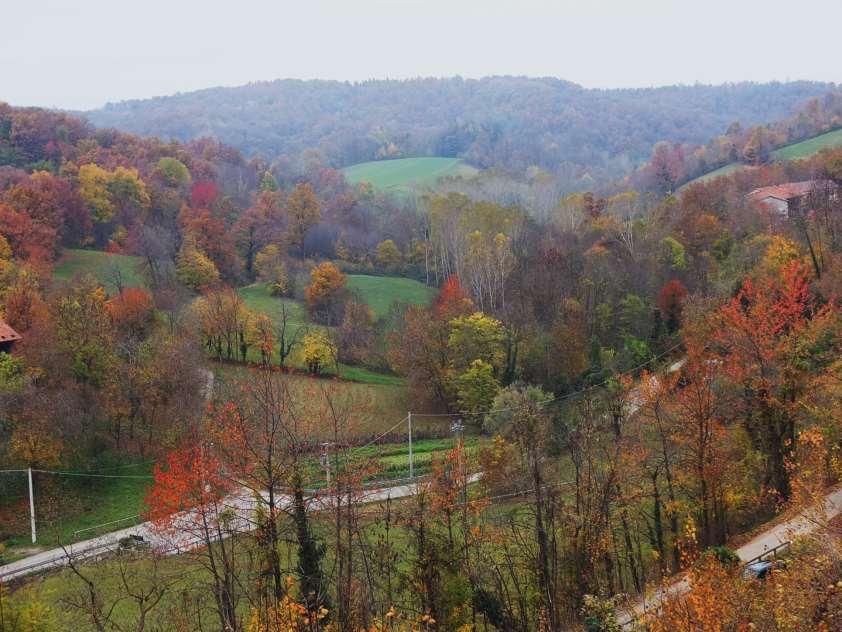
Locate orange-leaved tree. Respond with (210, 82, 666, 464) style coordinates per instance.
(712, 260, 833, 502)
(304, 262, 347, 325)
(145, 438, 241, 631)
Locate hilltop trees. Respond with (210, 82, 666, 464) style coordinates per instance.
(635, 92, 842, 192)
(85, 78, 835, 186)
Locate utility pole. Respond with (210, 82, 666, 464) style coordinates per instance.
(27, 467, 36, 544)
(320, 443, 332, 489)
(407, 412, 414, 480)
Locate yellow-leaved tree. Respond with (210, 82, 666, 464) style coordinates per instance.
(305, 262, 347, 325)
(298, 330, 336, 375)
(177, 239, 220, 290)
(78, 163, 115, 223)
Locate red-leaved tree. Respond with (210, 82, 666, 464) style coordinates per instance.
(657, 279, 688, 333)
(713, 261, 831, 501)
(145, 439, 241, 631)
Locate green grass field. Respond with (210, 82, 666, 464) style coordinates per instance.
(239, 275, 433, 325)
(347, 274, 436, 319)
(236, 275, 433, 383)
(1, 463, 152, 561)
(212, 362, 415, 430)
(53, 249, 146, 290)
(687, 161, 746, 185)
(237, 282, 307, 326)
(342, 157, 477, 193)
(770, 127, 842, 161)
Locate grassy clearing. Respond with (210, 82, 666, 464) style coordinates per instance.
(346, 274, 436, 319)
(211, 363, 414, 433)
(240, 276, 434, 324)
(342, 157, 477, 193)
(771, 127, 842, 161)
(235, 276, 433, 384)
(4, 553, 221, 630)
(212, 363, 464, 441)
(53, 248, 146, 289)
(0, 464, 152, 561)
(237, 282, 307, 335)
(305, 436, 484, 485)
(689, 161, 746, 185)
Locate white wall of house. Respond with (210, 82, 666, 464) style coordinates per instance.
(760, 196, 789, 215)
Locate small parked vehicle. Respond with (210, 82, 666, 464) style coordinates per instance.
(118, 534, 151, 551)
(741, 560, 774, 580)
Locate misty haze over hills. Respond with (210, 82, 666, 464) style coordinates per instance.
(83, 77, 837, 181)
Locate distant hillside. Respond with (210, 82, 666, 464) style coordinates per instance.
(342, 157, 477, 194)
(83, 77, 836, 185)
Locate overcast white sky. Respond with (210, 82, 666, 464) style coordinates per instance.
(2, 0, 841, 110)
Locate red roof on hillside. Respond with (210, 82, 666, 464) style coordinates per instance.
(747, 180, 833, 202)
(0, 319, 22, 344)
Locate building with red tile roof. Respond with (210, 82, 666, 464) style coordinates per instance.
(746, 180, 838, 218)
(0, 318, 22, 353)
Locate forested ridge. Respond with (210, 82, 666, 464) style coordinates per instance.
(83, 77, 836, 184)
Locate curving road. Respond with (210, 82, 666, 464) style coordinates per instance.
(618, 486, 842, 627)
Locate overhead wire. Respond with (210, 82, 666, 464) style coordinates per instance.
(411, 339, 685, 418)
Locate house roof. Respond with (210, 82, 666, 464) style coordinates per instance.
(747, 180, 834, 203)
(0, 319, 22, 344)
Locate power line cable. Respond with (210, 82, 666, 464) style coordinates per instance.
(32, 469, 154, 480)
(412, 340, 685, 418)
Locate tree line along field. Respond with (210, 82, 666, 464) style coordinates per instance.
(682, 126, 842, 188)
(341, 157, 477, 194)
(235, 276, 434, 383)
(51, 249, 435, 384)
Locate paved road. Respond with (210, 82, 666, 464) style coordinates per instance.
(0, 474, 482, 583)
(0, 364, 479, 583)
(619, 486, 842, 627)
(1, 357, 681, 588)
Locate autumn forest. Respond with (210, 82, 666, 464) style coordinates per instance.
(3, 35, 842, 632)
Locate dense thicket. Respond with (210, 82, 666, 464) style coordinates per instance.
(83, 77, 835, 184)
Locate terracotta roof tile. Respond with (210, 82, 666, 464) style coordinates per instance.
(747, 180, 836, 202)
(0, 319, 22, 343)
